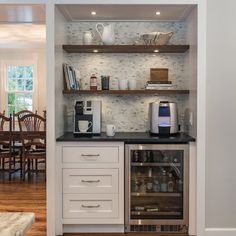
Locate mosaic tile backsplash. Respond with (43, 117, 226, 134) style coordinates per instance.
(64, 94, 188, 132)
(63, 22, 189, 132)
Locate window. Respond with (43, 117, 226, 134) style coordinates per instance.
(6, 65, 34, 115)
(0, 60, 37, 116)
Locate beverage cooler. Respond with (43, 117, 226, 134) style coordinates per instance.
(125, 144, 189, 233)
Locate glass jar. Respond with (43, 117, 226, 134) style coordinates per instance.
(131, 179, 140, 192)
(139, 180, 146, 193)
(153, 179, 160, 192)
(160, 169, 168, 192)
(90, 74, 97, 90)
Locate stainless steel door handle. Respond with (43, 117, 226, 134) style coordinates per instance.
(81, 179, 100, 183)
(81, 154, 100, 157)
(81, 204, 100, 208)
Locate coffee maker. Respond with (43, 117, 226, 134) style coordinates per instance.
(149, 101, 178, 135)
(74, 100, 101, 135)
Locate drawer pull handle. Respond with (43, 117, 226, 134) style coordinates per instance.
(81, 154, 100, 158)
(81, 204, 100, 208)
(81, 180, 100, 183)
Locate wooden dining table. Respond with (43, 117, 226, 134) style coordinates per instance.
(12, 131, 46, 141)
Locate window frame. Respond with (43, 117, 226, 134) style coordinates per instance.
(0, 59, 38, 115)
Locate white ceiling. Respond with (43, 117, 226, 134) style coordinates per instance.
(0, 4, 45, 23)
(57, 4, 196, 21)
(0, 24, 46, 48)
(0, 5, 45, 48)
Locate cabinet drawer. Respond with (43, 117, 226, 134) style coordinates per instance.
(62, 146, 119, 163)
(63, 169, 118, 194)
(63, 194, 118, 219)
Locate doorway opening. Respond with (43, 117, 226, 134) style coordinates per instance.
(0, 4, 46, 236)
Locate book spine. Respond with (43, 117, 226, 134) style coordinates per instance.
(63, 63, 70, 90)
(67, 66, 74, 89)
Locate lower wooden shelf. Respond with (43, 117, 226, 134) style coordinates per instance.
(131, 211, 182, 216)
(63, 89, 189, 95)
(131, 192, 182, 197)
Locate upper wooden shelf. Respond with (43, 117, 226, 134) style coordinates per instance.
(63, 89, 189, 95)
(62, 45, 190, 53)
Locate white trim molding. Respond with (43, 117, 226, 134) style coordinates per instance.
(189, 142, 196, 236)
(205, 228, 236, 236)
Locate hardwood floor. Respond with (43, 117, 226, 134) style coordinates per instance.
(0, 171, 46, 236)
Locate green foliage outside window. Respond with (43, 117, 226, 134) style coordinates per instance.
(7, 65, 34, 115)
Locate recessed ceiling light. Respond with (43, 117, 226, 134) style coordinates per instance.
(154, 49, 159, 53)
(155, 11, 161, 15)
(91, 11, 96, 15)
(93, 49, 98, 53)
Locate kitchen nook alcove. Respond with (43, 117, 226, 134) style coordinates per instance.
(54, 3, 198, 236)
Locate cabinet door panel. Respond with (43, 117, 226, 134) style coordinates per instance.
(63, 194, 119, 219)
(62, 146, 119, 163)
(63, 168, 119, 194)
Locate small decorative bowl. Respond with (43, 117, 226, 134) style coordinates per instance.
(140, 31, 174, 45)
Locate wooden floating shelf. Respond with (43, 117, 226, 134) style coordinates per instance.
(63, 89, 189, 95)
(62, 44, 190, 53)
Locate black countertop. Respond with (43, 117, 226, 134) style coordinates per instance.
(56, 132, 195, 144)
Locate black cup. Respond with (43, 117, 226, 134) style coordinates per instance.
(101, 76, 110, 90)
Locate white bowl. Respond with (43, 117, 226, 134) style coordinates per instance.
(140, 31, 174, 45)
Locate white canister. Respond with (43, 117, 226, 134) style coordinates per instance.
(83, 31, 94, 45)
(128, 79, 137, 90)
(118, 79, 128, 90)
(106, 124, 116, 137)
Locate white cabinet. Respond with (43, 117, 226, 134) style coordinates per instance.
(58, 142, 124, 226)
(62, 146, 119, 163)
(63, 194, 119, 219)
(63, 168, 119, 194)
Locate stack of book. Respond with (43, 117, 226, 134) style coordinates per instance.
(145, 81, 173, 90)
(63, 63, 80, 90)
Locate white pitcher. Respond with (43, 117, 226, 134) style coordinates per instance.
(95, 23, 115, 45)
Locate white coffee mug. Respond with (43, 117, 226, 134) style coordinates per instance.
(106, 124, 116, 137)
(128, 79, 136, 90)
(118, 79, 128, 90)
(78, 120, 92, 132)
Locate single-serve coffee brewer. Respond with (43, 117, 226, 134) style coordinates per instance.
(149, 101, 178, 135)
(74, 100, 102, 135)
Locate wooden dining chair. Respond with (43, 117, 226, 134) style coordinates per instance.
(13, 110, 35, 131)
(18, 113, 46, 180)
(12, 110, 36, 173)
(0, 110, 5, 116)
(43, 110, 46, 119)
(0, 114, 13, 180)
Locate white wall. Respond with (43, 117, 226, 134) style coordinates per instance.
(184, 7, 197, 138)
(55, 6, 67, 137)
(0, 48, 46, 115)
(206, 0, 236, 235)
(37, 49, 46, 115)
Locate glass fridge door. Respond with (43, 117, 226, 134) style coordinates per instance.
(126, 144, 189, 225)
